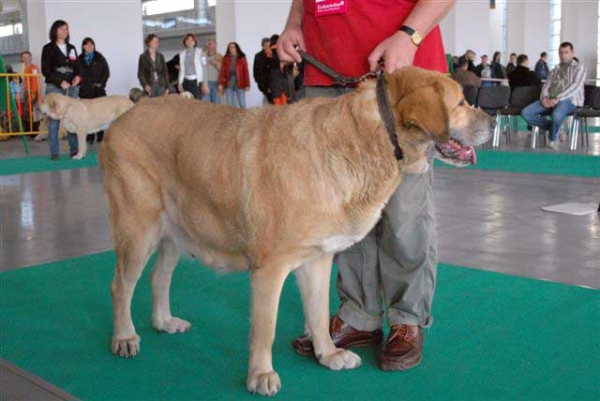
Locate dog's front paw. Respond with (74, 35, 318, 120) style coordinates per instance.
(153, 317, 191, 334)
(318, 348, 362, 370)
(246, 370, 281, 396)
(71, 153, 85, 160)
(111, 334, 140, 358)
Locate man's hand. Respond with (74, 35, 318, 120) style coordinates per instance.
(202, 84, 210, 95)
(368, 31, 418, 73)
(277, 26, 305, 63)
(60, 81, 71, 90)
(144, 84, 152, 94)
(549, 98, 560, 107)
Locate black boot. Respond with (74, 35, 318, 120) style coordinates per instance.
(96, 131, 104, 143)
(86, 133, 95, 144)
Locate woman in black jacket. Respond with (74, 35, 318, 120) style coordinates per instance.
(76, 37, 110, 143)
(41, 19, 82, 160)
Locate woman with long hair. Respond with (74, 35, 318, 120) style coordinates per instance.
(41, 20, 82, 160)
(218, 42, 250, 108)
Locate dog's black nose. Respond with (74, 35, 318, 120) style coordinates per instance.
(490, 119, 497, 129)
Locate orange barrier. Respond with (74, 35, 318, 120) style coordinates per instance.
(0, 72, 45, 138)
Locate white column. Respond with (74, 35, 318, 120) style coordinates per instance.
(216, 0, 291, 108)
(25, 0, 144, 96)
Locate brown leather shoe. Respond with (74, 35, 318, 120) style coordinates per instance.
(292, 315, 384, 356)
(379, 324, 423, 371)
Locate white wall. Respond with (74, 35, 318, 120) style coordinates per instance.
(25, 0, 144, 96)
(216, 0, 291, 108)
(562, 1, 597, 78)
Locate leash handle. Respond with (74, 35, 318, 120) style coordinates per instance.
(298, 49, 381, 86)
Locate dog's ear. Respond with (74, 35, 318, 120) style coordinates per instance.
(397, 84, 450, 143)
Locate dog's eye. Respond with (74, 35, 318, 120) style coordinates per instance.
(459, 100, 466, 107)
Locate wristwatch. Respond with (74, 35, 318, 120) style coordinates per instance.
(399, 25, 423, 47)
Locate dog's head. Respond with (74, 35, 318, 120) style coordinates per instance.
(129, 88, 149, 104)
(40, 93, 69, 120)
(385, 67, 494, 170)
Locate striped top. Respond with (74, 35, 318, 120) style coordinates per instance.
(541, 60, 587, 106)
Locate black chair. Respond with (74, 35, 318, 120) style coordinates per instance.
(476, 85, 511, 147)
(570, 85, 600, 150)
(463, 85, 479, 106)
(498, 85, 541, 146)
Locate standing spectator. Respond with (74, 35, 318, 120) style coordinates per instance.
(20, 51, 41, 132)
(521, 42, 586, 150)
(535, 52, 549, 81)
(475, 54, 493, 86)
(507, 54, 541, 89)
(451, 57, 482, 88)
(76, 37, 110, 143)
(268, 34, 291, 106)
(177, 33, 209, 100)
(218, 42, 250, 108)
(205, 39, 222, 104)
(166, 54, 180, 92)
(253, 37, 273, 104)
(137, 34, 169, 97)
(41, 19, 81, 160)
(491, 51, 506, 79)
(464, 49, 477, 73)
(506, 53, 518, 75)
(278, 0, 452, 377)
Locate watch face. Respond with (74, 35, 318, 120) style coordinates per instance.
(413, 32, 423, 46)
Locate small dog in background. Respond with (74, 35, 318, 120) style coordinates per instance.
(40, 93, 134, 159)
(129, 88, 195, 104)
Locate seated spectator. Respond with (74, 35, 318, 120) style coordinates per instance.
(491, 51, 507, 79)
(506, 53, 517, 75)
(534, 52, 549, 81)
(521, 42, 586, 150)
(475, 55, 491, 78)
(508, 54, 541, 89)
(464, 49, 477, 73)
(450, 57, 482, 88)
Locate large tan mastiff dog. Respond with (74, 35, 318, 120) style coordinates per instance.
(99, 67, 494, 396)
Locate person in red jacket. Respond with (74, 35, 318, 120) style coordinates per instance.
(218, 42, 250, 108)
(278, 0, 454, 372)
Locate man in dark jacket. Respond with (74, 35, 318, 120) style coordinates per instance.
(508, 54, 541, 89)
(253, 38, 272, 104)
(534, 52, 549, 81)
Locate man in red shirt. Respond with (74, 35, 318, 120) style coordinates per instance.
(279, 0, 455, 371)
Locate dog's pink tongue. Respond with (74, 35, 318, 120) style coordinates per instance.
(438, 141, 477, 165)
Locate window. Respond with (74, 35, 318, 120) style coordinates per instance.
(0, 23, 22, 38)
(597, 2, 600, 80)
(142, 0, 194, 16)
(549, 0, 562, 68)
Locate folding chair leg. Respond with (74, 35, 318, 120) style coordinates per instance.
(492, 115, 501, 147)
(583, 118, 589, 148)
(506, 116, 512, 145)
(531, 126, 539, 148)
(570, 118, 580, 151)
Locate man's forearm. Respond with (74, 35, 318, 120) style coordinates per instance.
(403, 0, 455, 37)
(284, 0, 304, 29)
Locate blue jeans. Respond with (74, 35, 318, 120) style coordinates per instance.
(45, 84, 79, 157)
(205, 81, 220, 104)
(225, 88, 246, 108)
(521, 99, 577, 141)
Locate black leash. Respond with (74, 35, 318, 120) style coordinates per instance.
(297, 50, 403, 160)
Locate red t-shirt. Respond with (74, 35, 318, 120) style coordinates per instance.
(302, 0, 448, 86)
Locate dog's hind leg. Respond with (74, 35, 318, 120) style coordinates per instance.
(294, 254, 362, 370)
(72, 128, 88, 159)
(246, 262, 290, 396)
(151, 236, 190, 333)
(104, 160, 163, 358)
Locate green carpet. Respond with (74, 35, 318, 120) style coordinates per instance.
(435, 150, 600, 177)
(1, 252, 598, 400)
(0, 151, 98, 176)
(1, 148, 599, 178)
